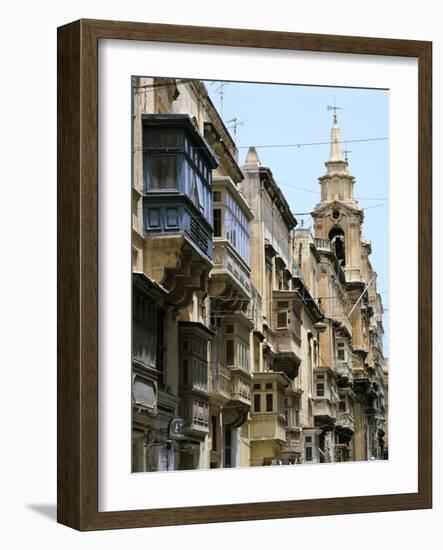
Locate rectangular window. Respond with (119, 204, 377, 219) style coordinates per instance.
(339, 400, 347, 411)
(224, 427, 232, 468)
(316, 383, 325, 397)
(337, 341, 346, 361)
(226, 339, 234, 366)
(277, 311, 288, 328)
(213, 191, 222, 202)
(305, 446, 313, 462)
(146, 155, 178, 190)
(213, 208, 222, 237)
(254, 394, 261, 412)
(133, 290, 156, 367)
(305, 436, 312, 443)
(166, 208, 178, 227)
(183, 359, 188, 386)
(211, 416, 217, 451)
(156, 308, 165, 388)
(265, 383, 273, 389)
(266, 393, 273, 412)
(147, 209, 161, 228)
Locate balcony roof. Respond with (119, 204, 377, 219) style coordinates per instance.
(142, 113, 218, 169)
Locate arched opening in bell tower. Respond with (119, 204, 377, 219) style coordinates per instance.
(329, 227, 346, 267)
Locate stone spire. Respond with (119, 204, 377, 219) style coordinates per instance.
(244, 146, 261, 166)
(325, 114, 349, 175)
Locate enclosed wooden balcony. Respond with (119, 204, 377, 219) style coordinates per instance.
(336, 361, 353, 387)
(208, 363, 231, 406)
(281, 428, 303, 463)
(250, 372, 288, 444)
(272, 329, 302, 380)
(223, 369, 252, 428)
(270, 290, 303, 379)
(313, 397, 337, 428)
(336, 411, 355, 433)
(180, 397, 209, 439)
(178, 321, 213, 440)
(210, 240, 251, 311)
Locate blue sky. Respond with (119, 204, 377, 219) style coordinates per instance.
(206, 81, 389, 354)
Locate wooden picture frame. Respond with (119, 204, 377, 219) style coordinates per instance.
(57, 19, 432, 530)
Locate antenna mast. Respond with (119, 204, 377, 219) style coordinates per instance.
(214, 82, 230, 119)
(226, 117, 244, 143)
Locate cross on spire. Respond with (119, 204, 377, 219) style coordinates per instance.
(327, 97, 343, 123)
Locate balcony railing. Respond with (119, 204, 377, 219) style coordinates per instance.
(313, 398, 336, 420)
(209, 364, 231, 401)
(275, 329, 302, 356)
(181, 359, 209, 394)
(336, 412, 355, 432)
(181, 397, 209, 437)
(314, 237, 332, 251)
(283, 431, 302, 454)
(229, 372, 251, 406)
(212, 241, 251, 296)
(250, 412, 286, 442)
(336, 361, 353, 384)
(272, 329, 302, 379)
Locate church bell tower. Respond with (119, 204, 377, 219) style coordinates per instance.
(312, 112, 364, 282)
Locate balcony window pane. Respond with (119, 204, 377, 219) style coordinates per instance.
(133, 291, 156, 367)
(211, 416, 217, 451)
(305, 446, 313, 461)
(213, 209, 222, 237)
(254, 394, 261, 412)
(277, 311, 287, 328)
(266, 393, 273, 412)
(146, 155, 177, 190)
(183, 359, 188, 386)
(226, 339, 234, 366)
(316, 383, 325, 397)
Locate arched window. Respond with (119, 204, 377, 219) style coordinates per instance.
(329, 227, 346, 266)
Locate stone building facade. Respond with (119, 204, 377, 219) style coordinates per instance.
(131, 78, 388, 472)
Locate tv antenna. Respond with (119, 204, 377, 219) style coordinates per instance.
(343, 142, 353, 161)
(226, 117, 244, 143)
(213, 82, 230, 119)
